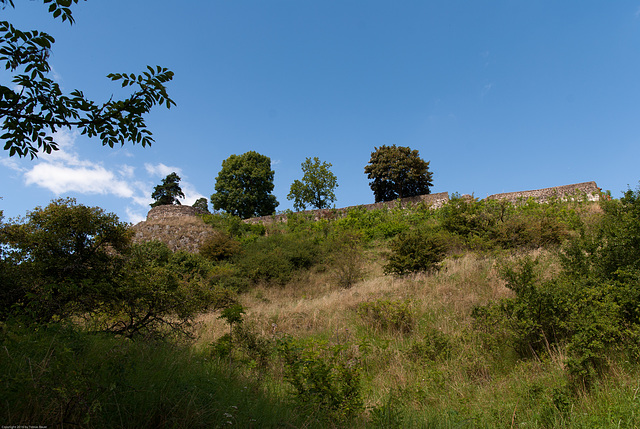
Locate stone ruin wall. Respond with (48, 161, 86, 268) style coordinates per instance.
(485, 181, 601, 204)
(131, 182, 601, 252)
(245, 192, 450, 225)
(131, 205, 214, 253)
(145, 204, 206, 222)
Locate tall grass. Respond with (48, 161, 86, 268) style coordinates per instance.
(0, 323, 314, 428)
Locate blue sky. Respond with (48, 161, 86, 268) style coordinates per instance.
(2, 1, 640, 223)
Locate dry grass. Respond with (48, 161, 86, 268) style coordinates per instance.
(195, 251, 525, 349)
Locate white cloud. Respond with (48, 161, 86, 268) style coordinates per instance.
(125, 207, 147, 224)
(8, 131, 206, 223)
(119, 164, 136, 179)
(25, 163, 134, 197)
(20, 131, 139, 199)
(180, 182, 207, 206)
(1, 156, 27, 173)
(145, 162, 182, 177)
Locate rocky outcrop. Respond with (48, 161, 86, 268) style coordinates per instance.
(131, 205, 215, 253)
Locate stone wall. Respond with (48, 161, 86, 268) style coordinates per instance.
(244, 192, 450, 225)
(486, 181, 601, 204)
(146, 205, 205, 222)
(131, 183, 601, 252)
(131, 205, 215, 253)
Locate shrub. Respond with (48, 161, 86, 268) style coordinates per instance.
(200, 212, 265, 238)
(199, 232, 242, 261)
(407, 328, 452, 362)
(234, 232, 324, 285)
(279, 336, 363, 422)
(383, 228, 447, 275)
(328, 230, 364, 288)
(356, 299, 415, 334)
(473, 255, 629, 388)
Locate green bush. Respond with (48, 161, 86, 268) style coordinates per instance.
(199, 232, 242, 261)
(200, 212, 265, 238)
(278, 336, 363, 422)
(356, 299, 415, 334)
(383, 228, 447, 275)
(473, 254, 631, 388)
(234, 232, 324, 285)
(327, 230, 364, 288)
(407, 327, 452, 362)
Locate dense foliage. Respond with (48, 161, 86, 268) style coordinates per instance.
(150, 172, 185, 207)
(210, 151, 279, 219)
(0, 0, 174, 158)
(0, 199, 233, 337)
(287, 156, 338, 210)
(364, 144, 433, 202)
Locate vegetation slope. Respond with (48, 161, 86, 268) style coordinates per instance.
(2, 190, 640, 428)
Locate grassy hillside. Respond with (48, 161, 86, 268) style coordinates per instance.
(2, 193, 640, 427)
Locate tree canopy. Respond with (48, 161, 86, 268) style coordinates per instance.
(364, 145, 433, 203)
(192, 197, 210, 213)
(0, 198, 230, 337)
(210, 151, 279, 219)
(0, 0, 174, 158)
(287, 157, 338, 211)
(150, 172, 185, 208)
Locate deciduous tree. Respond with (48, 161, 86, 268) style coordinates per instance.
(287, 157, 338, 211)
(0, 198, 231, 337)
(364, 145, 433, 203)
(210, 151, 279, 219)
(0, 0, 175, 158)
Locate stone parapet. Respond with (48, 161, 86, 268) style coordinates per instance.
(244, 192, 450, 225)
(486, 181, 601, 204)
(146, 205, 205, 222)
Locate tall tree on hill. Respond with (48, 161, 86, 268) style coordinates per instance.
(287, 157, 338, 211)
(0, 0, 175, 159)
(150, 172, 185, 207)
(210, 151, 279, 219)
(364, 145, 433, 203)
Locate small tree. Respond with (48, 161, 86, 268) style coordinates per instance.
(192, 197, 210, 213)
(287, 157, 338, 211)
(150, 172, 185, 207)
(364, 145, 433, 203)
(210, 151, 279, 219)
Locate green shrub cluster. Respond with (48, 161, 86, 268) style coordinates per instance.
(383, 228, 448, 275)
(407, 327, 452, 363)
(356, 299, 415, 334)
(278, 336, 363, 422)
(473, 186, 640, 387)
(0, 199, 235, 339)
(233, 232, 324, 285)
(439, 195, 578, 251)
